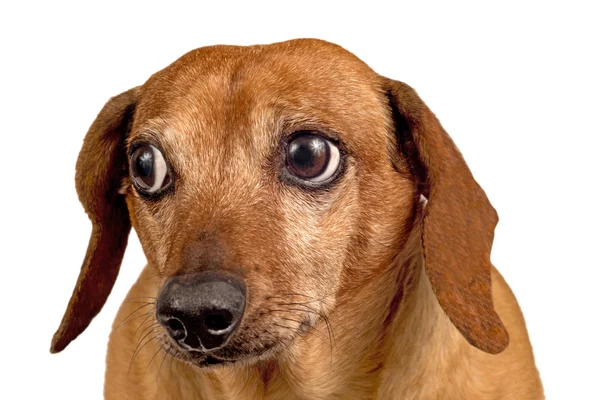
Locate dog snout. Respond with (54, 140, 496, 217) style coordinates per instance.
(156, 271, 246, 351)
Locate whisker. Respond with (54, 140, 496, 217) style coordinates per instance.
(144, 347, 163, 374)
(273, 299, 323, 306)
(112, 303, 155, 333)
(272, 323, 311, 346)
(269, 307, 324, 316)
(114, 311, 153, 332)
(297, 303, 336, 352)
(278, 316, 303, 324)
(267, 290, 335, 303)
(322, 314, 335, 366)
(156, 349, 169, 379)
(130, 327, 160, 367)
(129, 332, 160, 374)
(266, 293, 313, 300)
(285, 303, 330, 321)
(278, 317, 328, 340)
(271, 302, 336, 366)
(136, 322, 161, 342)
(274, 319, 327, 343)
(132, 314, 155, 338)
(168, 346, 176, 377)
(270, 291, 332, 306)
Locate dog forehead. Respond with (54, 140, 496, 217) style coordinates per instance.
(137, 39, 383, 120)
(131, 40, 390, 171)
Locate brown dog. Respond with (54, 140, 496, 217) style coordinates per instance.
(50, 39, 544, 399)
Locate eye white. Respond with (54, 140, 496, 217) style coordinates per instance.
(308, 140, 340, 183)
(149, 146, 168, 193)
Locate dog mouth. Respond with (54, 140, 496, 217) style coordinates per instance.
(158, 333, 285, 368)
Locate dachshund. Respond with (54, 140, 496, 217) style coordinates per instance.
(51, 39, 544, 399)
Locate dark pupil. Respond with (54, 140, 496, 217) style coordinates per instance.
(287, 135, 329, 179)
(292, 144, 314, 167)
(137, 151, 153, 176)
(135, 149, 154, 187)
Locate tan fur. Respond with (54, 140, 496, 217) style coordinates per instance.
(51, 39, 544, 399)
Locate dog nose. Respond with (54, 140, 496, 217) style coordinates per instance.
(156, 271, 246, 351)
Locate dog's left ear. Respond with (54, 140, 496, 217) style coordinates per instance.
(50, 87, 139, 353)
(383, 78, 509, 354)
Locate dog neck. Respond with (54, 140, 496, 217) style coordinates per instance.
(173, 227, 463, 399)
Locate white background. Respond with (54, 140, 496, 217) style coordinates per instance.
(1, 1, 598, 399)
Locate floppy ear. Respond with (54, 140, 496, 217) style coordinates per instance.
(384, 78, 509, 354)
(50, 87, 139, 353)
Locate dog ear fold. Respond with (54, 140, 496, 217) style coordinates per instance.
(384, 78, 509, 354)
(50, 87, 139, 354)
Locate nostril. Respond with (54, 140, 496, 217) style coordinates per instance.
(203, 309, 234, 334)
(165, 318, 186, 341)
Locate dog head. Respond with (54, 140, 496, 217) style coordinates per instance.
(50, 39, 508, 365)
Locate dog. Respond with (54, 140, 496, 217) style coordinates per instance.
(50, 39, 544, 399)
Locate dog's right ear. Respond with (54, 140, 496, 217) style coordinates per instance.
(50, 87, 139, 354)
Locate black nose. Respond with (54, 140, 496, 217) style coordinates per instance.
(156, 271, 246, 351)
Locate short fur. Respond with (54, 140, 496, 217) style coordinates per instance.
(51, 39, 544, 399)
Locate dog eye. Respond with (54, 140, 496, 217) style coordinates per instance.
(130, 144, 172, 195)
(286, 133, 340, 183)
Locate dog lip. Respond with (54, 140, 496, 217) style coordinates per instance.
(164, 331, 290, 369)
(161, 339, 233, 367)
(204, 355, 225, 365)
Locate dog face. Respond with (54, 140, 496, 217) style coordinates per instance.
(122, 43, 417, 365)
(50, 40, 509, 366)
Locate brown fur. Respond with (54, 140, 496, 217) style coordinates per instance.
(51, 39, 544, 399)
